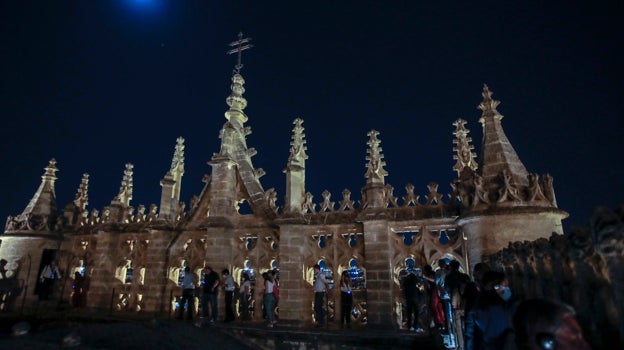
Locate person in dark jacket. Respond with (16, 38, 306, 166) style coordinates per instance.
(465, 270, 515, 350)
(463, 262, 491, 349)
(201, 266, 220, 323)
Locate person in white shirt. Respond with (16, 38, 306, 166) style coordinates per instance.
(39, 260, 61, 301)
(263, 271, 278, 327)
(313, 264, 329, 327)
(178, 266, 196, 320)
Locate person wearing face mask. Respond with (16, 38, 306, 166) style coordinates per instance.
(464, 270, 516, 350)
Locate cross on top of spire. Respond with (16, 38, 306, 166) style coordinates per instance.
(227, 32, 253, 74)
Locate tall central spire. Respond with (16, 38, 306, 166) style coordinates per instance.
(207, 33, 275, 220)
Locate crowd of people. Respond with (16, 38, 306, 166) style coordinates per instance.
(173, 265, 281, 328)
(172, 263, 338, 329)
(399, 258, 593, 350)
(171, 260, 593, 349)
(7, 255, 592, 349)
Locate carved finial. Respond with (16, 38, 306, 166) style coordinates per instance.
(171, 137, 185, 172)
(115, 163, 134, 207)
(44, 159, 58, 178)
(223, 33, 253, 122)
(452, 118, 478, 176)
(365, 130, 388, 183)
(227, 32, 253, 75)
(287, 118, 308, 167)
(478, 84, 503, 121)
(73, 173, 90, 211)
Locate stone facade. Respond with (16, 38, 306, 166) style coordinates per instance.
(1, 51, 569, 331)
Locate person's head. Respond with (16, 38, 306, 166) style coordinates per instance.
(74, 271, 81, 278)
(262, 272, 269, 280)
(342, 271, 349, 279)
(482, 270, 512, 301)
(313, 264, 321, 272)
(184, 266, 191, 273)
(472, 262, 490, 284)
(438, 259, 448, 270)
(222, 269, 229, 275)
(0, 259, 7, 267)
(449, 260, 461, 271)
(204, 266, 212, 273)
(512, 298, 592, 350)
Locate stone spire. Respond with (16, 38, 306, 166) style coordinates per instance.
(5, 159, 60, 231)
(207, 33, 275, 220)
(283, 118, 308, 214)
(73, 173, 90, 212)
(112, 163, 134, 207)
(365, 130, 388, 184)
(62, 173, 89, 227)
(223, 31, 253, 127)
(362, 130, 388, 209)
(452, 118, 478, 177)
(478, 85, 528, 187)
(160, 137, 185, 219)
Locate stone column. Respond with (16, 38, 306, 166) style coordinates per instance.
(276, 224, 311, 325)
(361, 219, 395, 329)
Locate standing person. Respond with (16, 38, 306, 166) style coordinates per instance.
(465, 270, 515, 350)
(445, 260, 471, 350)
(413, 268, 429, 333)
(178, 266, 196, 320)
(402, 271, 419, 332)
(222, 269, 236, 322)
(201, 266, 220, 323)
(313, 264, 329, 328)
(339, 270, 353, 329)
(263, 271, 278, 327)
(463, 262, 491, 349)
(71, 271, 85, 308)
(512, 298, 592, 350)
(432, 259, 450, 331)
(423, 264, 436, 331)
(239, 273, 252, 321)
(39, 260, 61, 301)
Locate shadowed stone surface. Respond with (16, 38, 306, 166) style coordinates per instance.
(0, 313, 440, 350)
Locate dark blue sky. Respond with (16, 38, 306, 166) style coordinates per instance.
(1, 1, 622, 232)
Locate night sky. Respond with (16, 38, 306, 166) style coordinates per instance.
(1, 1, 622, 233)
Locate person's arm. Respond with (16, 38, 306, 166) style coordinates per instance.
(40, 266, 48, 281)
